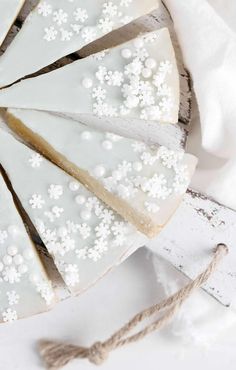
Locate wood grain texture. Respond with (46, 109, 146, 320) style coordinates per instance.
(149, 189, 236, 307)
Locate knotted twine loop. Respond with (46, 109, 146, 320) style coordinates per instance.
(39, 243, 228, 369)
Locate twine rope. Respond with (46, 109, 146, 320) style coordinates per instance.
(39, 243, 228, 369)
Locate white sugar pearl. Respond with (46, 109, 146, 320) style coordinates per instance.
(145, 58, 157, 69)
(102, 140, 113, 150)
(81, 131, 92, 140)
(133, 162, 143, 172)
(121, 48, 132, 59)
(7, 245, 18, 256)
(69, 181, 80, 191)
(30, 273, 40, 283)
(112, 170, 122, 181)
(0, 262, 4, 272)
(18, 264, 28, 274)
(80, 209, 91, 221)
(93, 165, 106, 178)
(133, 38, 144, 48)
(142, 68, 152, 79)
(75, 195, 86, 205)
(13, 254, 23, 265)
(3, 255, 12, 265)
(82, 77, 93, 89)
(7, 225, 19, 237)
(57, 227, 68, 238)
(23, 249, 34, 260)
(125, 96, 139, 108)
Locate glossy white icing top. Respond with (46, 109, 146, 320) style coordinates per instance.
(0, 29, 180, 124)
(0, 128, 146, 294)
(0, 0, 25, 47)
(8, 109, 197, 229)
(0, 0, 159, 87)
(0, 173, 55, 323)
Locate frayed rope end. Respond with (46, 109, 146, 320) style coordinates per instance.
(38, 340, 82, 369)
(38, 339, 109, 368)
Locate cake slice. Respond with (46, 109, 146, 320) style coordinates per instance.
(0, 171, 56, 323)
(0, 29, 180, 126)
(0, 0, 158, 87)
(6, 109, 197, 237)
(0, 0, 25, 47)
(0, 128, 147, 294)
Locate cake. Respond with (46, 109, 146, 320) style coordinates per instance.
(0, 0, 159, 87)
(6, 108, 197, 237)
(0, 0, 25, 47)
(0, 170, 56, 323)
(0, 128, 147, 294)
(0, 29, 180, 126)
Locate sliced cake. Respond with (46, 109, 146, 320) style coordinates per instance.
(0, 29, 180, 126)
(0, 0, 159, 87)
(0, 128, 147, 294)
(0, 171, 56, 323)
(6, 109, 197, 237)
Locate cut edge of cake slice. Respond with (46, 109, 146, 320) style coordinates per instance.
(5, 109, 198, 238)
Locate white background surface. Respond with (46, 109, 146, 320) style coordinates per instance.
(1, 1, 236, 368)
(0, 248, 236, 370)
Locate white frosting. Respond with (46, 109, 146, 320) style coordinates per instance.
(0, 29, 180, 125)
(0, 0, 25, 47)
(8, 109, 197, 235)
(0, 0, 159, 87)
(0, 173, 55, 323)
(0, 128, 147, 294)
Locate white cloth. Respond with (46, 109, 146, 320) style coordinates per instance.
(164, 0, 236, 210)
(145, 0, 236, 341)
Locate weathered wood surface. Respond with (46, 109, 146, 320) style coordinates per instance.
(149, 189, 236, 307)
(0, 0, 191, 149)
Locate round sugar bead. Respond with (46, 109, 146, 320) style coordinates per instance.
(69, 181, 80, 191)
(145, 58, 157, 69)
(81, 131, 92, 140)
(142, 68, 152, 79)
(7, 245, 18, 256)
(3, 255, 12, 265)
(93, 165, 106, 178)
(133, 38, 144, 48)
(7, 225, 19, 237)
(82, 78, 93, 89)
(121, 48, 132, 59)
(13, 254, 23, 265)
(125, 96, 139, 108)
(75, 195, 86, 205)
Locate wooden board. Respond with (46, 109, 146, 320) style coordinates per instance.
(149, 189, 236, 307)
